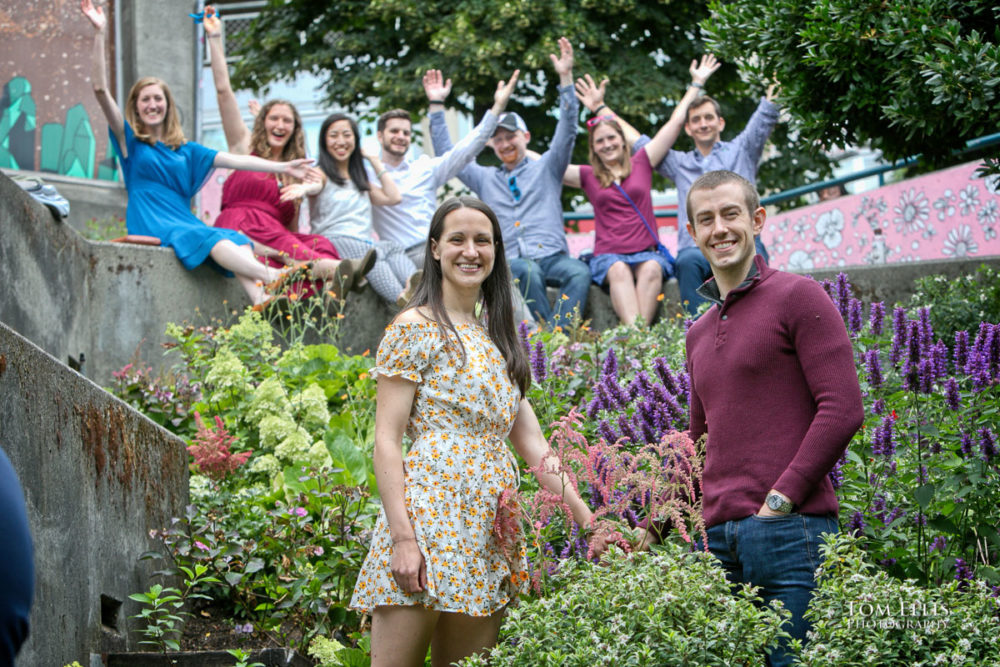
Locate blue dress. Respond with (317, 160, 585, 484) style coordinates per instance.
(109, 121, 251, 271)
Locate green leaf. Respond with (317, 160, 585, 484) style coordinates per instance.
(914, 483, 935, 509)
(324, 431, 370, 487)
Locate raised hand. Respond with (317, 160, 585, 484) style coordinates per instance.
(549, 36, 574, 81)
(422, 69, 453, 103)
(247, 99, 261, 118)
(690, 53, 721, 86)
(493, 69, 520, 111)
(202, 5, 221, 36)
(574, 74, 608, 113)
(80, 0, 106, 31)
(282, 158, 316, 180)
(278, 182, 309, 203)
(303, 166, 324, 185)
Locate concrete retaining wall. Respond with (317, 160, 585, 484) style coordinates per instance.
(0, 322, 189, 667)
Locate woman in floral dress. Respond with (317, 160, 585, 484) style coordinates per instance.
(350, 197, 601, 666)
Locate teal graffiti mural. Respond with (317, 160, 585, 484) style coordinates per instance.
(0, 75, 117, 181)
(0, 76, 36, 170)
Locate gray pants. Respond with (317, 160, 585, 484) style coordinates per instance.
(329, 236, 417, 303)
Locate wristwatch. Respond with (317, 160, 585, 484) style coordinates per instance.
(765, 493, 794, 514)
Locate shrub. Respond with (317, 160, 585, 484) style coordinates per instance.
(908, 264, 1000, 342)
(461, 543, 790, 667)
(801, 533, 1000, 665)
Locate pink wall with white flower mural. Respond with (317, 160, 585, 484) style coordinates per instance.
(763, 160, 1000, 271)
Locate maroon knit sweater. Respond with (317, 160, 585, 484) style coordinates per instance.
(686, 255, 864, 528)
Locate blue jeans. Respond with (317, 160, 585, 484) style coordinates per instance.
(676, 236, 770, 315)
(703, 513, 837, 667)
(510, 252, 591, 326)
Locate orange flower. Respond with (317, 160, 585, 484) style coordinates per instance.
(657, 293, 665, 302)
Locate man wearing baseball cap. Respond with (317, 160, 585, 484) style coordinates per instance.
(429, 37, 591, 327)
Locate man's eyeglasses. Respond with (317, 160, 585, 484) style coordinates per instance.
(508, 175, 522, 202)
(586, 114, 617, 128)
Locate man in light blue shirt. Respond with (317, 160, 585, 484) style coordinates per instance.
(370, 70, 519, 268)
(429, 38, 591, 327)
(578, 79, 779, 314)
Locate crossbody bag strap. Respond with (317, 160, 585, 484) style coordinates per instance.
(612, 181, 660, 247)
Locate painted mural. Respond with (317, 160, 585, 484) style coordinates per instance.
(1, 2, 118, 180)
(764, 160, 1000, 270)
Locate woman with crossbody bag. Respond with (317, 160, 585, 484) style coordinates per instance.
(563, 54, 719, 326)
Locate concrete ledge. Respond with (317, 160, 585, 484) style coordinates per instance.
(801, 257, 1000, 307)
(0, 322, 189, 666)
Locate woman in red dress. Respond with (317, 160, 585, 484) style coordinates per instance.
(202, 7, 373, 295)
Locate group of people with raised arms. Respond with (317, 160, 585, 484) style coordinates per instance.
(73, 3, 846, 667)
(83, 0, 777, 323)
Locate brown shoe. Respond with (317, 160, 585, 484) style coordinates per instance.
(349, 247, 377, 292)
(396, 269, 423, 308)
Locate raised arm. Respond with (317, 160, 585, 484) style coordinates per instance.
(203, 6, 251, 154)
(213, 152, 313, 178)
(363, 149, 402, 206)
(542, 37, 580, 178)
(562, 165, 582, 189)
(549, 36, 574, 88)
(80, 0, 125, 152)
(643, 54, 721, 166)
(574, 74, 641, 145)
(426, 70, 490, 193)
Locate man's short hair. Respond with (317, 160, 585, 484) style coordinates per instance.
(378, 109, 412, 132)
(686, 170, 760, 221)
(686, 95, 722, 123)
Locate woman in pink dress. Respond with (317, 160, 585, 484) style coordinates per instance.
(564, 55, 720, 326)
(202, 8, 374, 294)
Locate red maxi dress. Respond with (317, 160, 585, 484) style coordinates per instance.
(215, 167, 341, 298)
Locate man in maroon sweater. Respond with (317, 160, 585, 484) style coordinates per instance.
(681, 170, 864, 666)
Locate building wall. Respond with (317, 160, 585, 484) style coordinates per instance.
(0, 321, 190, 666)
(1, 0, 199, 181)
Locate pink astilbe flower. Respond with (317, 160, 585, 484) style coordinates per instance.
(525, 409, 706, 585)
(493, 487, 530, 591)
(187, 411, 251, 481)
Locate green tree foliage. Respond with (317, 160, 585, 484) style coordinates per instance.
(229, 0, 830, 196)
(703, 0, 1000, 166)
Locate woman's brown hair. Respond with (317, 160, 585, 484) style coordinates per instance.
(587, 118, 631, 188)
(124, 77, 186, 149)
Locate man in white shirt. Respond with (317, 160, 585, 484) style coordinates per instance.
(370, 70, 519, 268)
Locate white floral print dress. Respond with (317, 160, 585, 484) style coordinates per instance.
(350, 321, 529, 616)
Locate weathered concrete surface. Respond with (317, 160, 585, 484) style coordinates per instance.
(0, 168, 129, 238)
(803, 258, 1000, 307)
(0, 171, 249, 385)
(0, 322, 189, 667)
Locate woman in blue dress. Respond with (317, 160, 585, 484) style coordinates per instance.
(81, 0, 313, 306)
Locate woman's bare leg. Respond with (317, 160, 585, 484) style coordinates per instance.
(606, 261, 639, 326)
(210, 239, 279, 283)
(234, 274, 266, 305)
(371, 605, 438, 667)
(635, 260, 664, 325)
(430, 608, 505, 667)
